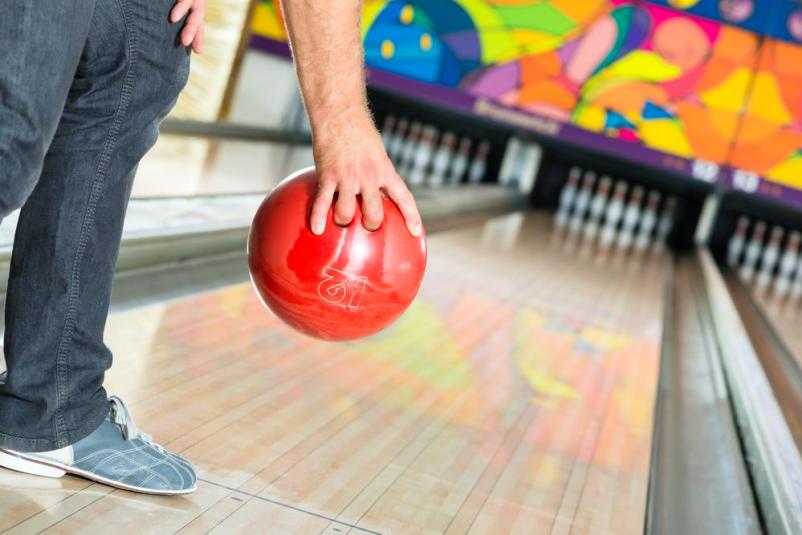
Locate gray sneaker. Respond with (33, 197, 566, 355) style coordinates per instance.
(0, 396, 196, 495)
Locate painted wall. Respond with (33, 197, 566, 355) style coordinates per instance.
(251, 0, 802, 206)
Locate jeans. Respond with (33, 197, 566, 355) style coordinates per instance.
(0, 0, 190, 452)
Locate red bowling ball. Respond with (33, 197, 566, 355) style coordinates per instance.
(248, 167, 427, 340)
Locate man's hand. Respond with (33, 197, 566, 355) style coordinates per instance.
(310, 116, 422, 237)
(278, 0, 422, 238)
(171, 0, 205, 53)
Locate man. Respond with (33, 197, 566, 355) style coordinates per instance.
(0, 0, 420, 495)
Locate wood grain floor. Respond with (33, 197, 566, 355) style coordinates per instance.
(0, 213, 667, 534)
(753, 291, 802, 369)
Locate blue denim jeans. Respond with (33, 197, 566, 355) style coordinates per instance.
(0, 0, 190, 452)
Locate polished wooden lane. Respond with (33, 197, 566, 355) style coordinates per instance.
(0, 213, 667, 534)
(752, 292, 802, 370)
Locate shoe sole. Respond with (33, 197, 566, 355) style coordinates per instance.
(0, 449, 197, 496)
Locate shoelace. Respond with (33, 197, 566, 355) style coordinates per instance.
(109, 396, 166, 453)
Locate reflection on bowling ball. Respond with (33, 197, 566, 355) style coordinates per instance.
(248, 167, 427, 341)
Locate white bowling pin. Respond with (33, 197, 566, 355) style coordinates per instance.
(584, 176, 612, 243)
(388, 117, 408, 164)
(554, 167, 581, 232)
(498, 137, 523, 188)
(756, 226, 784, 292)
(774, 231, 801, 299)
(634, 190, 661, 253)
(448, 137, 472, 184)
(397, 121, 422, 180)
(727, 216, 750, 268)
(569, 171, 597, 235)
(616, 185, 645, 253)
(381, 115, 396, 151)
(790, 253, 802, 301)
(408, 125, 437, 186)
(599, 180, 627, 252)
(429, 131, 456, 187)
(468, 141, 491, 184)
(740, 220, 767, 283)
(654, 196, 677, 251)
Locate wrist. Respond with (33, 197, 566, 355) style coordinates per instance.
(311, 109, 377, 144)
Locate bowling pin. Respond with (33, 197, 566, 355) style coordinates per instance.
(740, 220, 767, 284)
(554, 167, 581, 232)
(756, 226, 784, 292)
(790, 253, 802, 302)
(654, 196, 677, 252)
(599, 180, 628, 253)
(397, 121, 422, 180)
(634, 190, 661, 253)
(380, 115, 396, 151)
(448, 137, 472, 185)
(387, 117, 408, 164)
(468, 141, 491, 184)
(727, 216, 750, 268)
(498, 137, 523, 188)
(517, 142, 543, 194)
(569, 171, 597, 236)
(584, 176, 612, 244)
(774, 230, 801, 299)
(429, 131, 456, 187)
(407, 125, 437, 186)
(616, 185, 645, 253)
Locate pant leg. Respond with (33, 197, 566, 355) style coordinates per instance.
(0, 1, 97, 219)
(0, 0, 190, 452)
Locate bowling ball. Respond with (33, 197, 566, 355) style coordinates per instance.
(248, 167, 427, 341)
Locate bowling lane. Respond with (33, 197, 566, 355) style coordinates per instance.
(751, 293, 802, 371)
(0, 212, 668, 534)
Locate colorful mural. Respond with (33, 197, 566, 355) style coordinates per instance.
(251, 0, 802, 198)
(731, 38, 802, 191)
(463, 1, 758, 165)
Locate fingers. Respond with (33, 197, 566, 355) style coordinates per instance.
(310, 179, 336, 235)
(385, 179, 422, 237)
(171, 0, 193, 22)
(192, 24, 204, 54)
(181, 7, 205, 49)
(334, 182, 357, 227)
(361, 188, 384, 231)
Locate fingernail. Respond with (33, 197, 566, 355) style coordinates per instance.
(412, 223, 422, 236)
(313, 222, 324, 235)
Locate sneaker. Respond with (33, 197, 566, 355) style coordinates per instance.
(0, 396, 196, 495)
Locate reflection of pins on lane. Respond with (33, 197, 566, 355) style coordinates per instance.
(727, 216, 750, 268)
(387, 117, 408, 164)
(740, 220, 767, 284)
(554, 167, 581, 232)
(397, 121, 422, 180)
(380, 115, 396, 151)
(617, 185, 645, 253)
(584, 176, 612, 243)
(654, 196, 677, 252)
(756, 226, 784, 292)
(774, 230, 801, 299)
(448, 137, 472, 185)
(569, 171, 597, 235)
(599, 180, 627, 253)
(429, 131, 455, 187)
(468, 141, 491, 184)
(635, 190, 661, 253)
(408, 125, 437, 186)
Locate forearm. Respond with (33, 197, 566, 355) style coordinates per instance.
(280, 0, 371, 140)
